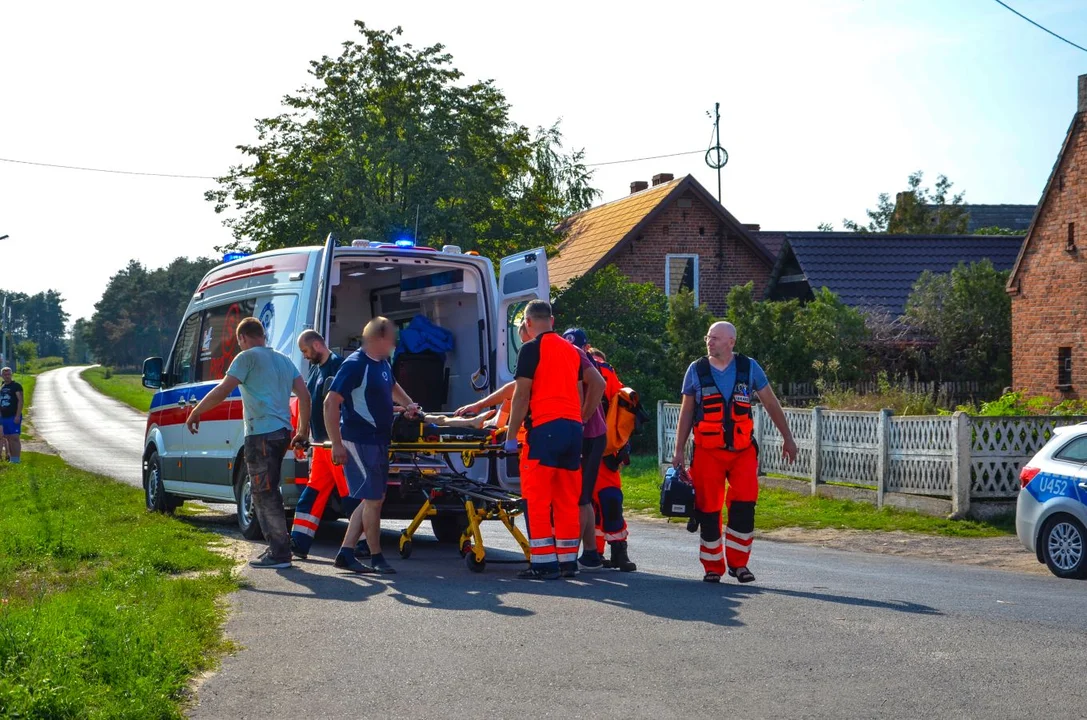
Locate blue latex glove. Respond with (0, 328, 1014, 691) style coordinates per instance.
(503, 438, 520, 454)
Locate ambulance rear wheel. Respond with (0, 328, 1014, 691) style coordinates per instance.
(431, 515, 469, 544)
(234, 459, 264, 541)
(465, 552, 486, 573)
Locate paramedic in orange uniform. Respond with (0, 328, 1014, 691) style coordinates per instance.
(505, 300, 604, 580)
(672, 321, 797, 584)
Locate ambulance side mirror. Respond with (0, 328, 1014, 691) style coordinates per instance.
(143, 357, 164, 389)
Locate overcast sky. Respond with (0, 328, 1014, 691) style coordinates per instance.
(2, 0, 1085, 322)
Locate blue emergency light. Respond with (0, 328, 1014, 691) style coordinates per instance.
(223, 251, 250, 263)
(394, 238, 415, 248)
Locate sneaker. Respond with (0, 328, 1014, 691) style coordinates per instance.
(577, 552, 604, 572)
(354, 542, 371, 559)
(250, 550, 291, 569)
(517, 566, 561, 580)
(334, 552, 375, 574)
(559, 562, 579, 578)
(370, 557, 397, 575)
(289, 537, 308, 560)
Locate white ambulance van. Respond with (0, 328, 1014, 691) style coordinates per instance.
(141, 236, 547, 541)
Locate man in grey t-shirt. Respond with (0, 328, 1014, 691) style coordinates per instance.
(187, 317, 310, 569)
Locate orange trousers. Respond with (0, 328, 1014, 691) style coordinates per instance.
(691, 444, 758, 574)
(521, 457, 581, 570)
(290, 447, 350, 554)
(593, 462, 628, 554)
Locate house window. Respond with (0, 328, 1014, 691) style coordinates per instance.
(1058, 347, 1073, 387)
(665, 254, 699, 304)
(1068, 222, 1076, 252)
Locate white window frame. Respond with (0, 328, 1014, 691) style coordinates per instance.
(664, 253, 700, 305)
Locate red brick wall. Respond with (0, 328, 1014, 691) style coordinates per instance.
(1011, 116, 1087, 400)
(608, 190, 771, 315)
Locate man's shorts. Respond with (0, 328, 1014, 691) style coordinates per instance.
(526, 419, 582, 470)
(1, 417, 21, 436)
(343, 440, 390, 501)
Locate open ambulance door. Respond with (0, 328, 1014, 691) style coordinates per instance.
(312, 233, 338, 338)
(496, 247, 549, 491)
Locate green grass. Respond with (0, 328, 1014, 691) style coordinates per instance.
(622, 455, 1014, 538)
(81, 367, 153, 413)
(0, 454, 239, 718)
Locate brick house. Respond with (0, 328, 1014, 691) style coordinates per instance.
(1008, 75, 1087, 400)
(549, 173, 776, 315)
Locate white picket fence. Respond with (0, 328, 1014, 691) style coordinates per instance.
(657, 402, 1087, 512)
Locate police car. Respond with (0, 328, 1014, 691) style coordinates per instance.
(1016, 422, 1087, 579)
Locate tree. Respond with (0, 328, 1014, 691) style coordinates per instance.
(973, 225, 1023, 236)
(552, 267, 671, 452)
(817, 222, 835, 232)
(15, 340, 37, 366)
(844, 171, 968, 234)
(905, 260, 1011, 384)
(87, 257, 217, 368)
(665, 288, 716, 379)
(725, 283, 869, 387)
(69, 318, 93, 364)
(21, 290, 69, 357)
(207, 22, 598, 259)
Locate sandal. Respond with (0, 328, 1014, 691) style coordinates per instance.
(728, 566, 756, 583)
(703, 572, 721, 583)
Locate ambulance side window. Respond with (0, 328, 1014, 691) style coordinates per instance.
(507, 301, 528, 374)
(198, 299, 256, 382)
(169, 312, 201, 387)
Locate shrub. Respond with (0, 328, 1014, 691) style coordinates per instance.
(958, 392, 1087, 417)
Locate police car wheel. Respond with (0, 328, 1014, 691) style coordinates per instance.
(144, 451, 174, 515)
(1041, 514, 1087, 579)
(234, 460, 265, 541)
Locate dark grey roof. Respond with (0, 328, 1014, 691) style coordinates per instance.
(768, 232, 1025, 315)
(753, 231, 787, 259)
(922, 204, 1036, 232)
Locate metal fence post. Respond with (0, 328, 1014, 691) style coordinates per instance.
(657, 400, 666, 466)
(810, 405, 824, 494)
(877, 408, 892, 509)
(950, 411, 972, 518)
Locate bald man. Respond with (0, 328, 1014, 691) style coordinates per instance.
(672, 321, 797, 584)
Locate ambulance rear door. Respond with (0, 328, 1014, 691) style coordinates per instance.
(313, 232, 338, 339)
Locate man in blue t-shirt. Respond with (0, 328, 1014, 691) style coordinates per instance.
(324, 316, 421, 574)
(673, 321, 797, 585)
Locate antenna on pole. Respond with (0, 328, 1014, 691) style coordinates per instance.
(704, 102, 728, 204)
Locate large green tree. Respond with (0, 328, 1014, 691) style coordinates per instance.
(905, 260, 1011, 385)
(0, 289, 70, 359)
(207, 22, 598, 258)
(843, 170, 968, 234)
(87, 257, 217, 369)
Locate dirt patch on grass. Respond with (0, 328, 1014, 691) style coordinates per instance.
(761, 526, 1046, 575)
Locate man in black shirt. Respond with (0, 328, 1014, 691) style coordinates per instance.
(0, 367, 24, 464)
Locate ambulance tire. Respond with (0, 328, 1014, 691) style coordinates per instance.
(145, 451, 180, 514)
(431, 515, 470, 544)
(234, 458, 265, 541)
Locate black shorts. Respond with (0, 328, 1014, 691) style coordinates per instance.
(580, 434, 606, 505)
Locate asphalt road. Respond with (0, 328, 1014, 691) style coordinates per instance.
(33, 368, 1087, 719)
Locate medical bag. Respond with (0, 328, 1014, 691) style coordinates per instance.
(659, 467, 696, 518)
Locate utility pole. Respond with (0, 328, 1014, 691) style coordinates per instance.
(1, 293, 7, 369)
(704, 102, 728, 204)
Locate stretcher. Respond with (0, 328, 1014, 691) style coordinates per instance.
(319, 427, 531, 572)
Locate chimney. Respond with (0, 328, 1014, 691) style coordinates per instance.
(743, 223, 761, 232)
(630, 180, 649, 194)
(1079, 74, 1087, 113)
(652, 173, 674, 187)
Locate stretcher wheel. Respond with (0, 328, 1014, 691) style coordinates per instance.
(459, 542, 472, 558)
(465, 552, 486, 573)
(399, 540, 412, 559)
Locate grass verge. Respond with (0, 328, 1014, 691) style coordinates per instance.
(622, 455, 1014, 538)
(0, 454, 238, 718)
(81, 367, 153, 413)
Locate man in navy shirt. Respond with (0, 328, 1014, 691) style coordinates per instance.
(324, 317, 420, 574)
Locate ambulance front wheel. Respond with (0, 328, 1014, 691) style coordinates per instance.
(465, 552, 486, 573)
(144, 451, 180, 514)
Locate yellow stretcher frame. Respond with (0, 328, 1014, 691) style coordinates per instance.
(386, 440, 531, 573)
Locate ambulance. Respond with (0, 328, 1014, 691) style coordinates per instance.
(141, 236, 547, 541)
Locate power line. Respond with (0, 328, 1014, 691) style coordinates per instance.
(585, 149, 702, 167)
(991, 0, 1087, 54)
(0, 156, 216, 179)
